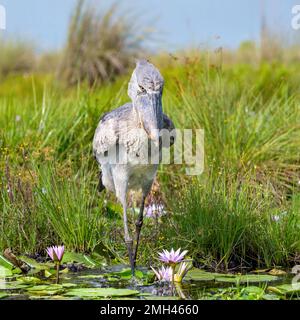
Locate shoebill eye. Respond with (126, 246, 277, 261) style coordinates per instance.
(138, 85, 146, 94)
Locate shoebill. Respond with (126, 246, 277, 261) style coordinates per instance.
(93, 60, 175, 275)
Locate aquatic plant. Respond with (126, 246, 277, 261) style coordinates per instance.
(151, 266, 173, 282)
(46, 245, 65, 284)
(145, 203, 166, 219)
(158, 248, 188, 265)
(174, 262, 191, 283)
(155, 248, 189, 285)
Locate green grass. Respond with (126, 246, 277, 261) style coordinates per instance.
(0, 57, 299, 270)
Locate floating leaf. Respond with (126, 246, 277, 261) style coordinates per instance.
(268, 283, 300, 296)
(0, 254, 14, 270)
(0, 292, 8, 299)
(18, 256, 52, 271)
(62, 252, 97, 268)
(185, 268, 278, 284)
(0, 266, 13, 277)
(78, 274, 104, 279)
(262, 293, 281, 300)
(215, 274, 278, 284)
(110, 268, 144, 280)
(242, 286, 265, 295)
(65, 288, 139, 298)
(61, 283, 77, 288)
(185, 269, 223, 281)
(143, 295, 179, 300)
(252, 269, 271, 274)
(268, 269, 287, 276)
(18, 276, 43, 284)
(0, 281, 32, 290)
(27, 284, 65, 296)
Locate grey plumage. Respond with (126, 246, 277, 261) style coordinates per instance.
(93, 60, 175, 275)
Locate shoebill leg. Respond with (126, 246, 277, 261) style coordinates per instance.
(133, 186, 150, 267)
(121, 195, 135, 276)
(115, 171, 135, 276)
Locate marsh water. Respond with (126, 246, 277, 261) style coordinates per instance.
(0, 264, 297, 300)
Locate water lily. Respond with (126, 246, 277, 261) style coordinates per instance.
(46, 245, 65, 263)
(151, 266, 173, 282)
(158, 248, 188, 265)
(145, 203, 166, 219)
(46, 245, 65, 284)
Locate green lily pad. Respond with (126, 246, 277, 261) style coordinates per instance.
(27, 284, 65, 296)
(18, 276, 43, 284)
(0, 292, 9, 299)
(0, 254, 13, 270)
(262, 294, 281, 300)
(62, 252, 97, 268)
(268, 269, 287, 276)
(65, 288, 139, 298)
(215, 274, 278, 283)
(0, 281, 32, 290)
(185, 269, 222, 281)
(268, 283, 300, 296)
(78, 274, 104, 279)
(108, 268, 145, 280)
(61, 283, 77, 288)
(0, 266, 13, 277)
(185, 268, 278, 284)
(18, 256, 52, 271)
(143, 295, 179, 300)
(242, 286, 265, 295)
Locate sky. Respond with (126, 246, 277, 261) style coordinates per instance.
(0, 0, 299, 52)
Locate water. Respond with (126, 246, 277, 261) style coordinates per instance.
(0, 266, 296, 300)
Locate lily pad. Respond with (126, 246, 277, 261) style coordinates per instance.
(143, 295, 179, 300)
(0, 266, 13, 277)
(215, 274, 278, 284)
(110, 268, 144, 280)
(0, 292, 9, 299)
(64, 288, 139, 298)
(0, 281, 32, 290)
(262, 293, 281, 300)
(27, 284, 65, 296)
(268, 283, 300, 296)
(18, 256, 53, 271)
(185, 269, 224, 281)
(185, 269, 278, 284)
(62, 252, 97, 268)
(242, 286, 265, 295)
(18, 276, 43, 284)
(0, 254, 14, 270)
(78, 274, 104, 279)
(268, 269, 287, 276)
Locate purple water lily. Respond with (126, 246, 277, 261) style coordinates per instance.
(46, 245, 65, 262)
(46, 245, 65, 284)
(158, 248, 188, 265)
(151, 266, 173, 282)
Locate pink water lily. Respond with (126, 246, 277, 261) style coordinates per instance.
(46, 245, 65, 263)
(151, 266, 173, 282)
(158, 248, 188, 265)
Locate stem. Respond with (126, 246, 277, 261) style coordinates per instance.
(172, 266, 175, 284)
(56, 263, 60, 284)
(171, 264, 175, 295)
